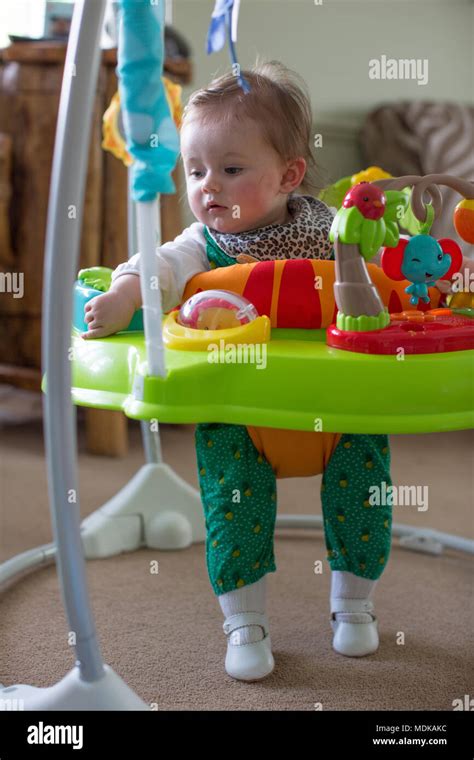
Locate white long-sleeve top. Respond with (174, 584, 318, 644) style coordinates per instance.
(111, 222, 210, 313)
(112, 194, 336, 312)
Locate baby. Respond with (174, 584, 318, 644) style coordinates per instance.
(83, 61, 393, 682)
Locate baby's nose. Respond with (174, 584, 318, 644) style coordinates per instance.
(202, 173, 221, 193)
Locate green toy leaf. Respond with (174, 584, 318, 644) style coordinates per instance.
(397, 188, 425, 234)
(383, 190, 409, 223)
(359, 218, 386, 260)
(318, 175, 351, 209)
(383, 220, 400, 248)
(400, 207, 422, 234)
(374, 218, 388, 253)
(78, 266, 113, 293)
(330, 206, 364, 244)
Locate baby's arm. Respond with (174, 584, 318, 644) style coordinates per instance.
(82, 223, 209, 339)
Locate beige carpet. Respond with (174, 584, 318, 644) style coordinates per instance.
(0, 416, 472, 711)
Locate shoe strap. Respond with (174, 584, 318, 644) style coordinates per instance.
(223, 612, 269, 637)
(330, 598, 374, 615)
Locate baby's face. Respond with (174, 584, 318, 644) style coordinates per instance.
(180, 114, 292, 233)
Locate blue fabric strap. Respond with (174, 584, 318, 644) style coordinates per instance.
(116, 0, 180, 202)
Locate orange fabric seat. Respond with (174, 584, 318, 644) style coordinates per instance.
(184, 259, 435, 478)
(183, 259, 441, 329)
(246, 426, 342, 479)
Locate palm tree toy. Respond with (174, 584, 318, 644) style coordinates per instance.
(330, 174, 474, 332)
(329, 181, 409, 331)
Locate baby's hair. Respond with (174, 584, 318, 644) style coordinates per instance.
(181, 58, 323, 196)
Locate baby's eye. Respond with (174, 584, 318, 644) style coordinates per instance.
(189, 170, 204, 178)
(225, 167, 242, 175)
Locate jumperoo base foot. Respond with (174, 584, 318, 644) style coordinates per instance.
(80, 463, 206, 558)
(0, 665, 149, 711)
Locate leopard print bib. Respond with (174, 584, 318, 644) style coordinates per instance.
(205, 194, 335, 264)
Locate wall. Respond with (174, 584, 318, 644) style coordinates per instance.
(172, 0, 473, 225)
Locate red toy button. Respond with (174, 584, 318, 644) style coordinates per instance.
(327, 313, 474, 354)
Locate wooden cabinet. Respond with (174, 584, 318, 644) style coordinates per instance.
(0, 41, 190, 452)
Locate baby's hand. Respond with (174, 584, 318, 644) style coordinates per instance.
(435, 255, 474, 296)
(82, 290, 136, 339)
(434, 279, 453, 295)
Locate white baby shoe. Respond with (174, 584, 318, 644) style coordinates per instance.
(223, 612, 275, 681)
(330, 598, 379, 657)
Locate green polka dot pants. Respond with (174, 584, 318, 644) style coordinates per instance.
(196, 424, 392, 596)
(321, 433, 392, 580)
(196, 423, 277, 595)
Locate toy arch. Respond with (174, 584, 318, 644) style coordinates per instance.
(0, 0, 472, 711)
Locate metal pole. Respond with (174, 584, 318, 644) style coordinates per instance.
(127, 168, 163, 463)
(42, 0, 107, 682)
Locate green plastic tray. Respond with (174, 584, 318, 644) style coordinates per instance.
(52, 326, 474, 434)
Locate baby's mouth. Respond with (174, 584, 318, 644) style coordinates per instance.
(207, 204, 227, 214)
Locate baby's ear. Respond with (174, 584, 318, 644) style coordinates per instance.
(281, 157, 306, 193)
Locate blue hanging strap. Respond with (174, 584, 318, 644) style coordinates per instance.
(116, 0, 180, 202)
(206, 0, 251, 93)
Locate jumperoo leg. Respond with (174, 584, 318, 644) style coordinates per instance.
(128, 164, 164, 468)
(80, 458, 206, 558)
(0, 0, 148, 709)
(80, 167, 206, 559)
(321, 433, 392, 656)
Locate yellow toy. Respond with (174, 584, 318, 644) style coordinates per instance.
(101, 77, 183, 166)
